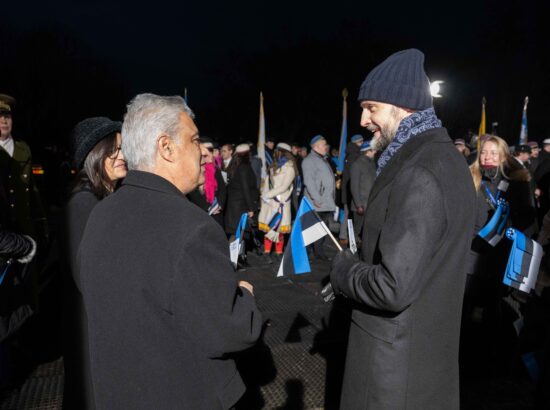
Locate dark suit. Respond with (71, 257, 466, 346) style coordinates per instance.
(331, 128, 476, 409)
(78, 171, 263, 409)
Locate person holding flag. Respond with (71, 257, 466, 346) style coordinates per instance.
(328, 49, 476, 409)
(462, 135, 537, 373)
(258, 143, 297, 263)
(224, 144, 260, 240)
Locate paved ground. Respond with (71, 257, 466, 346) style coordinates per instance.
(0, 240, 542, 409)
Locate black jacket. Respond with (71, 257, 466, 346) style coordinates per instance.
(78, 171, 262, 409)
(331, 128, 476, 409)
(224, 162, 259, 234)
(63, 186, 100, 410)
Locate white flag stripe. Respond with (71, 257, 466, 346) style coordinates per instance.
(277, 255, 285, 277)
(519, 240, 543, 292)
(302, 223, 327, 246)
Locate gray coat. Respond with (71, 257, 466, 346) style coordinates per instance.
(77, 171, 263, 409)
(349, 154, 376, 212)
(330, 128, 476, 410)
(302, 150, 336, 212)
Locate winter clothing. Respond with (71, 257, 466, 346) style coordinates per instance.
(358, 48, 433, 110)
(78, 170, 263, 409)
(350, 154, 376, 237)
(330, 127, 476, 410)
(71, 117, 122, 168)
(224, 162, 259, 234)
(258, 161, 295, 235)
(302, 150, 335, 212)
(377, 107, 441, 175)
(63, 186, 99, 410)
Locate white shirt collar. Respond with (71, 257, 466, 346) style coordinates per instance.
(0, 135, 14, 157)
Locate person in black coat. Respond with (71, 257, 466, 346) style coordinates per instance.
(78, 94, 262, 409)
(224, 144, 260, 236)
(329, 49, 476, 409)
(63, 117, 127, 410)
(462, 135, 537, 375)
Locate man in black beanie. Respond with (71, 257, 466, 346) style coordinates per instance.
(329, 49, 476, 409)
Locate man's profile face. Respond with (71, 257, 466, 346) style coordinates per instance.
(174, 112, 202, 193)
(266, 141, 275, 150)
(312, 139, 329, 156)
(0, 114, 13, 140)
(360, 101, 408, 152)
(221, 145, 233, 160)
(531, 148, 540, 158)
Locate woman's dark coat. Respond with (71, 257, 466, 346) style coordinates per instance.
(224, 162, 259, 234)
(63, 186, 99, 410)
(77, 171, 262, 409)
(330, 128, 476, 410)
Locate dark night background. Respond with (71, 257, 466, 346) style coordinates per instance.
(3, 0, 550, 153)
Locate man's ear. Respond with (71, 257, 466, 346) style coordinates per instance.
(158, 135, 175, 163)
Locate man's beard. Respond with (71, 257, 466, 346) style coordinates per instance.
(368, 107, 402, 152)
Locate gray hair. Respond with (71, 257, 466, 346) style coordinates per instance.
(121, 93, 195, 171)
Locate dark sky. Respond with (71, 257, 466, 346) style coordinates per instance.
(3, 0, 549, 152)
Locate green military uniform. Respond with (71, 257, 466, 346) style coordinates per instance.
(0, 94, 47, 241)
(0, 140, 47, 239)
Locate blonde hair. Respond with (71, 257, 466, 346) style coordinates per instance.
(469, 135, 511, 192)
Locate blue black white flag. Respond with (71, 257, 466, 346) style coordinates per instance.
(208, 197, 221, 215)
(503, 228, 542, 293)
(277, 197, 329, 277)
(229, 213, 248, 268)
(478, 199, 510, 246)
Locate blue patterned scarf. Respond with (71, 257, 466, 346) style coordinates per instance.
(376, 107, 441, 176)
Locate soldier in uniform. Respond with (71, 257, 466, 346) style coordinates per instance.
(0, 94, 48, 242)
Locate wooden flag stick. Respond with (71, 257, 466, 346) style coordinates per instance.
(319, 220, 343, 252)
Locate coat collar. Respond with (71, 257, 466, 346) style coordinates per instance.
(121, 170, 186, 198)
(368, 128, 450, 204)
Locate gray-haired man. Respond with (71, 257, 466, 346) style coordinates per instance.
(78, 94, 262, 409)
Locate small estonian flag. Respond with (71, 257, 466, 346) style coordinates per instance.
(229, 213, 248, 268)
(503, 228, 542, 293)
(277, 197, 328, 277)
(478, 199, 510, 246)
(208, 197, 221, 215)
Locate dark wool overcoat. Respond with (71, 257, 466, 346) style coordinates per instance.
(331, 128, 476, 410)
(63, 186, 99, 410)
(77, 171, 263, 410)
(224, 162, 259, 234)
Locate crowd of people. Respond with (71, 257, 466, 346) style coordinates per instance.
(1, 48, 550, 409)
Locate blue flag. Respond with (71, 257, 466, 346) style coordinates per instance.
(336, 89, 348, 173)
(503, 228, 542, 293)
(478, 199, 510, 246)
(277, 197, 328, 277)
(229, 213, 249, 268)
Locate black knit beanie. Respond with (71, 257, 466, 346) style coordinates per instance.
(72, 117, 122, 168)
(358, 49, 432, 110)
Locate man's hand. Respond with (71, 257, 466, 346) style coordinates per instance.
(356, 206, 365, 216)
(535, 188, 542, 198)
(247, 211, 254, 218)
(239, 280, 254, 295)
